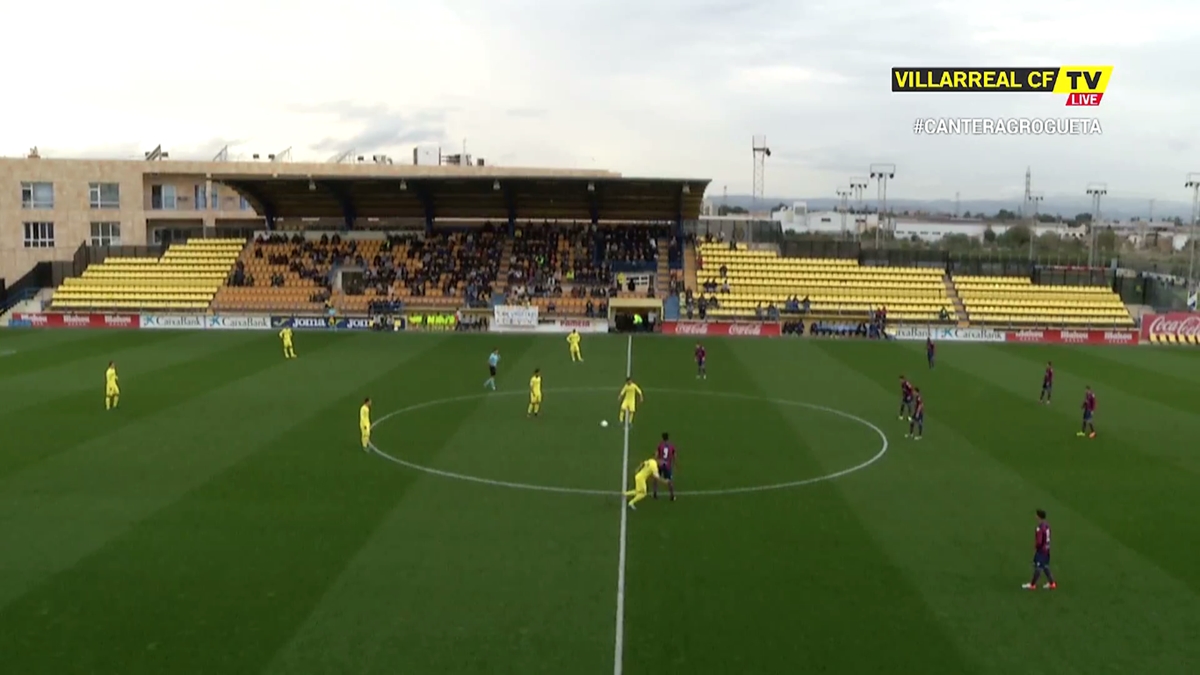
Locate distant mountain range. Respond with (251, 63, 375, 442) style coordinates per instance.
(710, 194, 1194, 221)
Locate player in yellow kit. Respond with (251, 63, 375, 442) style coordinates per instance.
(104, 361, 120, 410)
(567, 329, 583, 362)
(359, 397, 372, 451)
(625, 457, 660, 510)
(528, 369, 543, 417)
(618, 377, 643, 425)
(279, 327, 297, 359)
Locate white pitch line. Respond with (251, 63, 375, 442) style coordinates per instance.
(367, 387, 891, 496)
(613, 334, 632, 675)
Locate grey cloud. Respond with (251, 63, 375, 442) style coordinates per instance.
(297, 102, 449, 154)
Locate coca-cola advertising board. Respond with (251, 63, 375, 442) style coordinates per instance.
(10, 313, 140, 328)
(1005, 329, 1139, 345)
(1141, 313, 1200, 343)
(660, 321, 782, 337)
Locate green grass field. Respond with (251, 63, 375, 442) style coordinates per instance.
(1, 328, 1199, 675)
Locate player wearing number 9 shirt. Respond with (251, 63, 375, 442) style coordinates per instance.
(653, 432, 676, 501)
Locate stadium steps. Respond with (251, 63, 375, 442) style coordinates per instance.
(497, 238, 514, 286)
(656, 240, 670, 297)
(683, 245, 698, 292)
(945, 274, 969, 322)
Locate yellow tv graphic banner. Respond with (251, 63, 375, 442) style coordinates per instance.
(891, 67, 1113, 106)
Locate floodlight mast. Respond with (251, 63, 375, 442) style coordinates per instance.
(1085, 183, 1107, 267)
(1029, 194, 1044, 259)
(850, 177, 868, 209)
(1186, 173, 1200, 291)
(869, 163, 896, 250)
(836, 188, 852, 238)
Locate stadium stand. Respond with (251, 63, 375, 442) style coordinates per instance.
(510, 224, 664, 316)
(692, 241, 954, 321)
(954, 276, 1134, 326)
(49, 239, 243, 311)
(211, 229, 502, 314)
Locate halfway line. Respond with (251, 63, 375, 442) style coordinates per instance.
(613, 334, 632, 675)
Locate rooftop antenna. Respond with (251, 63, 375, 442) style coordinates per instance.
(329, 149, 356, 164)
(752, 135, 771, 215)
(271, 147, 292, 162)
(954, 191, 961, 217)
(212, 145, 229, 162)
(144, 144, 165, 161)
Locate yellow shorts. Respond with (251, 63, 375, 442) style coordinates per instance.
(106, 385, 119, 396)
(620, 401, 635, 413)
(633, 478, 647, 494)
(530, 394, 542, 404)
(360, 425, 370, 438)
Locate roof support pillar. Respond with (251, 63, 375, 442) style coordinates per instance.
(588, 184, 600, 224)
(317, 181, 356, 230)
(505, 188, 517, 234)
(416, 185, 435, 233)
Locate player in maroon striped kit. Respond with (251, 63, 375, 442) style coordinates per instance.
(694, 343, 707, 380)
(1022, 509, 1057, 590)
(898, 375, 915, 419)
(653, 432, 676, 501)
(1039, 362, 1054, 404)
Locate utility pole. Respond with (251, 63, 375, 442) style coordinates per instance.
(954, 191, 960, 218)
(1186, 173, 1200, 291)
(1086, 183, 1107, 268)
(836, 188, 852, 238)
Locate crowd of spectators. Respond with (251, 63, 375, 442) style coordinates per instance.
(399, 228, 500, 307)
(601, 224, 667, 267)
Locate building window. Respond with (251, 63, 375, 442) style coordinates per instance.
(194, 185, 208, 210)
(20, 182, 54, 209)
(23, 222, 55, 248)
(210, 186, 220, 210)
(88, 182, 120, 209)
(240, 196, 251, 211)
(90, 222, 121, 246)
(151, 184, 177, 210)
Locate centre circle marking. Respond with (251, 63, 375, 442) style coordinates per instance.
(368, 387, 889, 497)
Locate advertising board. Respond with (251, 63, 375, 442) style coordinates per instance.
(493, 305, 539, 328)
(271, 316, 372, 330)
(660, 321, 781, 337)
(10, 313, 140, 328)
(1141, 312, 1200, 343)
(1006, 329, 1138, 345)
(894, 325, 1005, 342)
(488, 319, 609, 334)
(141, 314, 206, 329)
(207, 315, 271, 330)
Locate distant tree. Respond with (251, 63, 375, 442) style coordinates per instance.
(1036, 213, 1057, 223)
(1073, 212, 1092, 223)
(994, 208, 1019, 220)
(962, 211, 972, 218)
(1002, 223, 1032, 248)
(1097, 226, 1118, 252)
(983, 226, 997, 243)
(718, 205, 748, 216)
(942, 233, 976, 250)
(771, 202, 789, 213)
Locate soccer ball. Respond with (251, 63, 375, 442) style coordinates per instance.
(600, 420, 609, 428)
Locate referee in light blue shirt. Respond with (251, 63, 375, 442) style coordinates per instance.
(484, 349, 500, 390)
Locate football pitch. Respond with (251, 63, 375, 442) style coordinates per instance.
(1, 328, 1199, 675)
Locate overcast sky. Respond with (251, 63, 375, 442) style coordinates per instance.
(3, 0, 1199, 201)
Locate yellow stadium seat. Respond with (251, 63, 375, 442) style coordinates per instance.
(953, 275, 1133, 327)
(694, 242, 954, 321)
(49, 239, 244, 311)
